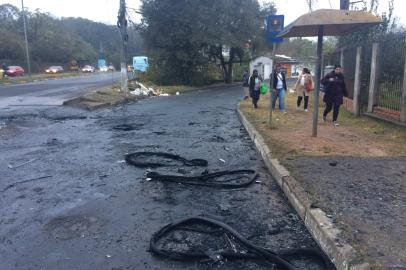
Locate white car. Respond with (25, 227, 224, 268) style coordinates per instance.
(45, 66, 64, 74)
(82, 65, 95, 73)
(99, 66, 108, 72)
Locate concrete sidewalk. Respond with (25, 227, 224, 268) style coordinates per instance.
(238, 93, 406, 270)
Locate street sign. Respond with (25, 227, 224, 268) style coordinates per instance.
(266, 15, 284, 44)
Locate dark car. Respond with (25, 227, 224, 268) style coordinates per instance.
(6, 66, 24, 77)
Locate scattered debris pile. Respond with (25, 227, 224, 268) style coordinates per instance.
(128, 80, 170, 97)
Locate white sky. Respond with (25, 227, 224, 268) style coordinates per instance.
(1, 0, 405, 26)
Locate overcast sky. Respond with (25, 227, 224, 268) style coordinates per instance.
(1, 0, 405, 26)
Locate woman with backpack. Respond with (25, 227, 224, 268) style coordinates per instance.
(294, 68, 314, 112)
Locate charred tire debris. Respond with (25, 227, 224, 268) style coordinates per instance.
(124, 150, 332, 269)
(150, 216, 333, 270)
(125, 152, 208, 168)
(146, 170, 258, 188)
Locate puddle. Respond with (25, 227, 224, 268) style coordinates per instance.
(44, 215, 103, 240)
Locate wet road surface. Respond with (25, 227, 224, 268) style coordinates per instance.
(0, 85, 334, 269)
(0, 72, 119, 108)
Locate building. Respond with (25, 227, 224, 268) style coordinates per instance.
(250, 55, 315, 80)
(249, 56, 273, 80)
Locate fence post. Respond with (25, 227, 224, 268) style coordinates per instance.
(368, 43, 380, 113)
(353, 46, 362, 116)
(401, 54, 406, 122)
(340, 48, 345, 70)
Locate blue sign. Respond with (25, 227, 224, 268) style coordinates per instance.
(98, 59, 106, 68)
(133, 56, 149, 72)
(266, 15, 284, 44)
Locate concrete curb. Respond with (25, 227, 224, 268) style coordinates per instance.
(237, 107, 370, 270)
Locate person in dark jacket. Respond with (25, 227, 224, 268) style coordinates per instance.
(271, 65, 287, 113)
(1, 63, 8, 78)
(320, 65, 348, 126)
(242, 70, 249, 99)
(249, 69, 262, 109)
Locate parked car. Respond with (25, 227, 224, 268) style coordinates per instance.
(82, 65, 95, 73)
(108, 65, 115, 71)
(45, 66, 64, 74)
(5, 66, 24, 77)
(99, 66, 108, 72)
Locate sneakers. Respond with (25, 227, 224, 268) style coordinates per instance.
(322, 115, 327, 122)
(304, 109, 309, 112)
(333, 121, 339, 126)
(296, 107, 300, 111)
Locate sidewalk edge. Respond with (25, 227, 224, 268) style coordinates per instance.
(237, 107, 369, 270)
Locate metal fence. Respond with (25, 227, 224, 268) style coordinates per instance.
(323, 32, 406, 121)
(375, 34, 406, 112)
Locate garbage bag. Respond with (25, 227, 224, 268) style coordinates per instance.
(260, 83, 268, 95)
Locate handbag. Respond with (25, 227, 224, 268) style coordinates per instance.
(304, 76, 314, 92)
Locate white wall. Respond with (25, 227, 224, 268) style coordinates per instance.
(249, 56, 273, 80)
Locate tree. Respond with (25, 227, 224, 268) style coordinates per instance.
(0, 4, 144, 71)
(140, 0, 268, 84)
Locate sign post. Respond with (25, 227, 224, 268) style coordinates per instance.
(265, 15, 284, 127)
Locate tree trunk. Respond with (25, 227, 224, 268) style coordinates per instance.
(224, 67, 232, 83)
(224, 48, 236, 84)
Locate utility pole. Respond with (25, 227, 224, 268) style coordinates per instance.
(340, 0, 350, 10)
(117, 0, 128, 94)
(21, 0, 31, 76)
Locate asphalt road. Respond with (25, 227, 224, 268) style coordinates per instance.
(0, 85, 334, 270)
(0, 72, 119, 108)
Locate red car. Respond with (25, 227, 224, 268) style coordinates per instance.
(5, 66, 24, 77)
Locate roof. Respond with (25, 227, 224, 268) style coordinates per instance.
(278, 9, 381, 38)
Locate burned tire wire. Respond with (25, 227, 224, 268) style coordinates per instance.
(146, 170, 258, 188)
(125, 152, 208, 168)
(150, 216, 333, 270)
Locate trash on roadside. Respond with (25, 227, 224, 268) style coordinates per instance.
(219, 158, 226, 163)
(176, 91, 180, 95)
(211, 135, 226, 142)
(8, 158, 38, 169)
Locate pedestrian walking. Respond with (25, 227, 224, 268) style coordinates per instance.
(1, 63, 8, 78)
(242, 70, 250, 99)
(248, 69, 262, 109)
(294, 68, 314, 112)
(320, 65, 348, 126)
(271, 65, 287, 113)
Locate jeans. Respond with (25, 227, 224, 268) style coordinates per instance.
(251, 89, 260, 108)
(297, 96, 309, 109)
(272, 88, 285, 111)
(323, 102, 340, 121)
